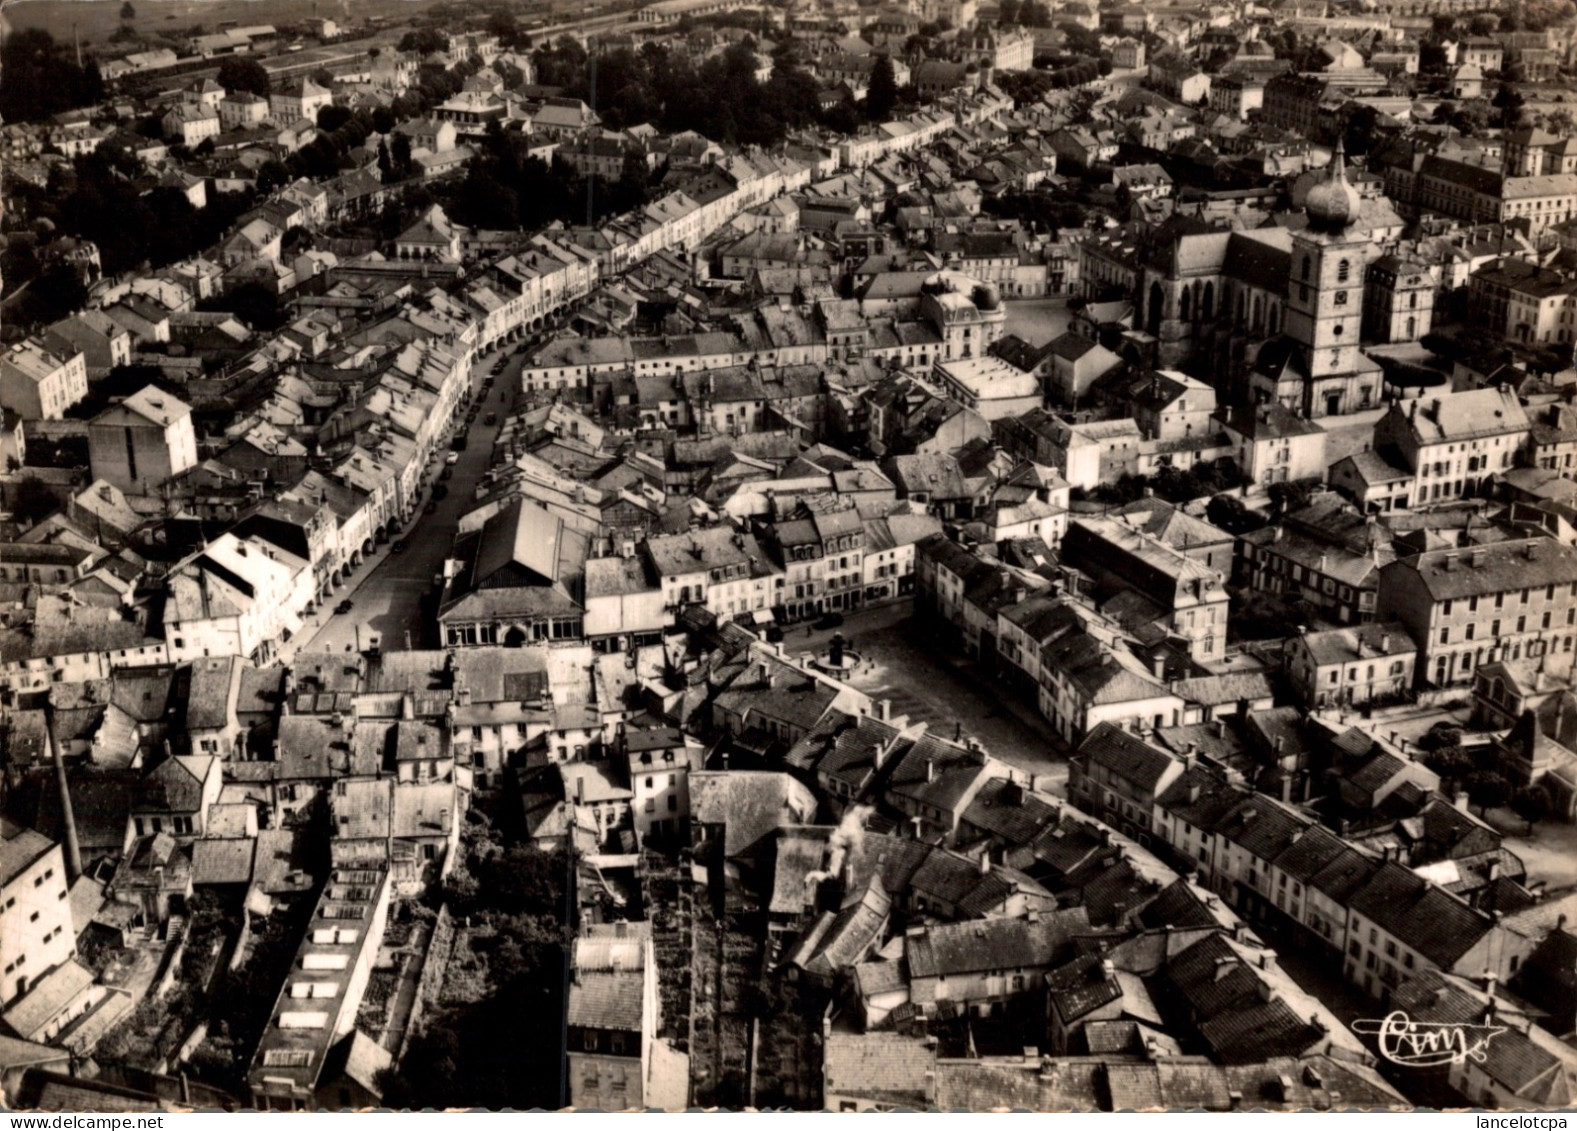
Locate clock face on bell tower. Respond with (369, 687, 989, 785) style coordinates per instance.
(1284, 236, 1365, 379)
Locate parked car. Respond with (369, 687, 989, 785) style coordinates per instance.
(484, 412, 497, 425)
(441, 466, 454, 481)
(433, 483, 449, 500)
(451, 436, 466, 452)
(445, 451, 460, 465)
(391, 539, 407, 553)
(335, 599, 355, 615)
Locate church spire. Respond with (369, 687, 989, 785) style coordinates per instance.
(1330, 136, 1347, 185)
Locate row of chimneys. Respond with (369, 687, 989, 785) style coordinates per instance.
(1442, 541, 1540, 570)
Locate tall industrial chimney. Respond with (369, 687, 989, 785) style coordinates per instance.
(50, 731, 82, 883)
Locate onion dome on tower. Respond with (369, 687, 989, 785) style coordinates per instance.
(1304, 138, 1362, 234)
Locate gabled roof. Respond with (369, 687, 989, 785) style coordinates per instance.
(1079, 723, 1178, 793)
(1109, 497, 1232, 551)
(689, 771, 816, 857)
(1348, 860, 1493, 969)
(905, 908, 1090, 979)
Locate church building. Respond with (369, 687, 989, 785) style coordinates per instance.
(1125, 142, 1392, 420)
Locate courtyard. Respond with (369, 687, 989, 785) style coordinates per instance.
(1002, 296, 1074, 347)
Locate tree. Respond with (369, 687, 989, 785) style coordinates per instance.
(256, 158, 291, 193)
(208, 281, 284, 331)
(1422, 745, 1473, 781)
(1060, 23, 1102, 56)
(1268, 477, 1320, 518)
(1511, 783, 1552, 833)
(867, 53, 898, 122)
(1342, 104, 1381, 157)
(217, 57, 271, 96)
(1465, 770, 1511, 815)
(120, 1, 136, 19)
(486, 9, 520, 45)
(532, 35, 589, 88)
(0, 30, 106, 123)
(32, 262, 88, 317)
(448, 167, 518, 230)
(391, 132, 413, 179)
(398, 27, 449, 55)
(1205, 494, 1268, 536)
(1493, 82, 1526, 128)
(1418, 723, 1463, 753)
(317, 104, 352, 132)
(999, 0, 1022, 23)
(11, 477, 62, 525)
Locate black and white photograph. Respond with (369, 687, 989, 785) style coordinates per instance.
(0, 0, 1576, 1112)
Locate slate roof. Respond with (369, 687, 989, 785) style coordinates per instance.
(887, 732, 994, 817)
(1388, 539, 1577, 602)
(905, 908, 1090, 979)
(1165, 934, 1327, 1063)
(714, 655, 844, 735)
(2, 959, 94, 1041)
(960, 778, 1060, 846)
(1392, 970, 1577, 1105)
(1079, 723, 1178, 794)
(1043, 631, 1170, 707)
(567, 969, 645, 1032)
(1213, 796, 1309, 864)
(191, 838, 255, 885)
(1156, 766, 1246, 836)
(789, 710, 901, 792)
(689, 771, 816, 857)
(823, 1032, 934, 1106)
(1047, 952, 1124, 1023)
(1295, 622, 1414, 666)
(1109, 497, 1232, 552)
(0, 820, 55, 888)
(1393, 386, 1529, 445)
(1137, 879, 1227, 931)
(1348, 860, 1493, 968)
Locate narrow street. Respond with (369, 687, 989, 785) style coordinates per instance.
(285, 343, 529, 661)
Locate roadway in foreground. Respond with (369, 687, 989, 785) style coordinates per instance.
(285, 343, 525, 661)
